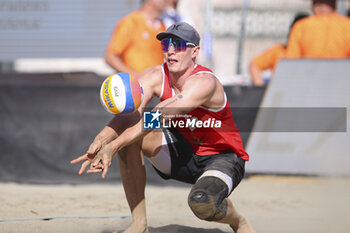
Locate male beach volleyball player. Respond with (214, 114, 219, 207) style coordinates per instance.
(71, 22, 255, 233)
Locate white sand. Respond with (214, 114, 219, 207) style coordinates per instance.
(1, 176, 350, 233)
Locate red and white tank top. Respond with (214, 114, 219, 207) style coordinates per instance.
(160, 63, 249, 161)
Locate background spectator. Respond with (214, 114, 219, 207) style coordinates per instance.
(161, 0, 195, 28)
(105, 0, 167, 79)
(249, 13, 309, 86)
(286, 0, 350, 58)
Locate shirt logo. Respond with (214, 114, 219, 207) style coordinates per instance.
(143, 110, 161, 129)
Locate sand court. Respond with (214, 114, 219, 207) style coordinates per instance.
(1, 175, 349, 233)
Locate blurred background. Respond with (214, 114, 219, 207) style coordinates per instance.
(0, 0, 349, 184)
(1, 0, 349, 81)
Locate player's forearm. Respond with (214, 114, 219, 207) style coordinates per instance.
(109, 119, 149, 154)
(103, 111, 145, 153)
(93, 125, 118, 146)
(92, 109, 141, 147)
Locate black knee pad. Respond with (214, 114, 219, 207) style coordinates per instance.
(188, 176, 229, 221)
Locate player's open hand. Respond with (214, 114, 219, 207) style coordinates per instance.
(70, 138, 104, 176)
(70, 143, 114, 179)
(86, 144, 114, 179)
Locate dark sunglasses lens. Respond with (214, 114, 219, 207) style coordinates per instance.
(178, 39, 187, 51)
(172, 38, 187, 51)
(161, 39, 171, 51)
(161, 38, 187, 52)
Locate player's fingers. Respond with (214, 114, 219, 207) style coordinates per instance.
(86, 168, 103, 174)
(87, 143, 96, 154)
(101, 158, 111, 179)
(97, 162, 104, 169)
(78, 160, 91, 175)
(87, 141, 102, 154)
(70, 153, 88, 164)
(90, 162, 104, 170)
(101, 166, 109, 179)
(91, 156, 102, 167)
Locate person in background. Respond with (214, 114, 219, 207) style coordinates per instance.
(161, 0, 194, 28)
(105, 0, 167, 79)
(249, 13, 309, 86)
(286, 0, 350, 58)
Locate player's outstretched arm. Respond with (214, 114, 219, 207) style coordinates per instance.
(70, 66, 160, 178)
(69, 112, 139, 173)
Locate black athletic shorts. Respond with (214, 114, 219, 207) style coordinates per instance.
(153, 128, 246, 191)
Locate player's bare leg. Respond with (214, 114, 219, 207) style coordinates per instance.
(118, 145, 148, 233)
(117, 130, 163, 233)
(218, 198, 255, 233)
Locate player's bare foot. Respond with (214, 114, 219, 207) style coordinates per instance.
(230, 216, 256, 233)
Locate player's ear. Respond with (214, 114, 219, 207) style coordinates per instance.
(191, 46, 200, 59)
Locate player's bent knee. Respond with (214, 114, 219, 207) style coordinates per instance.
(140, 131, 164, 158)
(188, 176, 229, 221)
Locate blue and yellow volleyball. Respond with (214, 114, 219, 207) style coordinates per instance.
(100, 73, 143, 114)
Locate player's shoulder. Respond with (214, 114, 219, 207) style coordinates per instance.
(190, 64, 215, 79)
(186, 70, 217, 89)
(137, 65, 164, 98)
(183, 71, 222, 102)
(193, 64, 213, 73)
(143, 64, 163, 76)
(139, 65, 163, 84)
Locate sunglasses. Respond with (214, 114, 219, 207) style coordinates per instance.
(161, 38, 196, 52)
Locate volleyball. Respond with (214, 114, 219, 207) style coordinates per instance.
(100, 73, 143, 114)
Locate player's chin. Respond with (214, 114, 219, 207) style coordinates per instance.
(167, 63, 180, 73)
